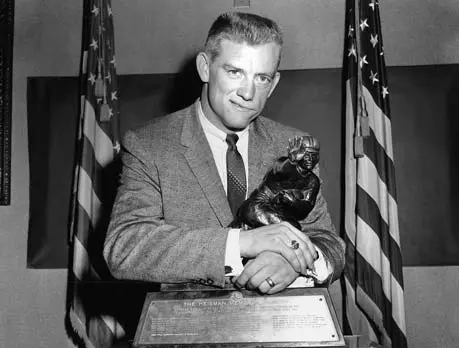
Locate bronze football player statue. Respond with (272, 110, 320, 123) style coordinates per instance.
(231, 135, 321, 231)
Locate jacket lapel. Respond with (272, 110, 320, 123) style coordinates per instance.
(248, 118, 278, 195)
(180, 102, 233, 227)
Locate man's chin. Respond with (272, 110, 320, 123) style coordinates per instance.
(225, 122, 252, 132)
(224, 116, 258, 132)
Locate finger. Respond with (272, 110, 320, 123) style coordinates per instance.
(297, 235, 317, 269)
(265, 282, 288, 294)
(292, 239, 318, 273)
(299, 240, 317, 271)
(280, 222, 317, 271)
(245, 264, 273, 290)
(278, 230, 309, 274)
(258, 278, 278, 294)
(258, 275, 291, 295)
(249, 262, 293, 294)
(292, 244, 308, 275)
(233, 259, 264, 289)
(277, 237, 304, 273)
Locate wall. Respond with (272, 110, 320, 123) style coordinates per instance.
(1, 0, 458, 347)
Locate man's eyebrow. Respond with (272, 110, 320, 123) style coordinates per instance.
(256, 71, 276, 79)
(222, 63, 275, 78)
(222, 63, 241, 70)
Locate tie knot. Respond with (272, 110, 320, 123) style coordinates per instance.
(226, 133, 239, 150)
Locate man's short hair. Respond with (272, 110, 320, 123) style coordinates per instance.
(204, 12, 283, 62)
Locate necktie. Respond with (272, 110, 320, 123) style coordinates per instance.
(226, 133, 247, 217)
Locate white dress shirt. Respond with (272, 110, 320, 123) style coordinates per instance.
(197, 101, 332, 286)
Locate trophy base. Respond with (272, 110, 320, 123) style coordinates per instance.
(133, 286, 345, 348)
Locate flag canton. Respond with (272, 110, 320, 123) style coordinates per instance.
(346, 0, 391, 118)
(84, 0, 120, 146)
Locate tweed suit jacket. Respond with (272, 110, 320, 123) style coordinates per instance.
(104, 101, 345, 288)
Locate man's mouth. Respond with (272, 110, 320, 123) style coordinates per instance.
(230, 101, 253, 111)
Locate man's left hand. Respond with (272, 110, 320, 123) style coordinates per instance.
(233, 251, 298, 294)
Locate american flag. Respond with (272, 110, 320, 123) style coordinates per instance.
(343, 0, 407, 347)
(67, 0, 124, 347)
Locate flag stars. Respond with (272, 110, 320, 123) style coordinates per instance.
(348, 25, 355, 37)
(107, 5, 113, 16)
(370, 71, 379, 84)
(88, 73, 96, 85)
(369, 0, 378, 10)
(113, 141, 121, 154)
(111, 91, 118, 101)
(105, 72, 112, 83)
(382, 86, 389, 99)
(348, 44, 357, 59)
(370, 34, 378, 47)
(359, 55, 368, 68)
(110, 56, 117, 66)
(360, 19, 369, 31)
(91, 5, 99, 16)
(90, 38, 98, 51)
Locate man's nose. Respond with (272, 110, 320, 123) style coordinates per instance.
(236, 78, 255, 101)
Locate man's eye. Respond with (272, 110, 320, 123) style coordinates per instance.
(227, 69, 241, 77)
(255, 75, 272, 85)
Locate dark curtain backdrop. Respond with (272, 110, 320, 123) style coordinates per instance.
(26, 63, 459, 268)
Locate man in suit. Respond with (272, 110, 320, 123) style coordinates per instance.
(104, 12, 345, 295)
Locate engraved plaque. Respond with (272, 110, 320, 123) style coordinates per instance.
(133, 287, 345, 347)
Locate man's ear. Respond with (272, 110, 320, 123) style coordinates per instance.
(267, 71, 281, 98)
(196, 52, 210, 83)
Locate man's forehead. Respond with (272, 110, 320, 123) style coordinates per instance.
(218, 38, 281, 52)
(215, 39, 281, 69)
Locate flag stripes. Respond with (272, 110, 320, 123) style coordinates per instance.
(356, 186, 403, 281)
(344, 79, 380, 345)
(363, 130, 396, 197)
(67, 0, 124, 347)
(82, 100, 115, 167)
(343, 0, 407, 347)
(77, 169, 102, 230)
(354, 257, 406, 346)
(361, 88, 394, 158)
(345, 236, 406, 347)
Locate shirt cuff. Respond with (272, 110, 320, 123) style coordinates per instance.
(288, 247, 333, 288)
(224, 229, 244, 276)
(308, 246, 333, 283)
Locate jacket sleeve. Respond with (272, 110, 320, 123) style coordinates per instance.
(300, 165, 346, 284)
(103, 131, 229, 288)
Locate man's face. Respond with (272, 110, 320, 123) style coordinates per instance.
(198, 40, 281, 132)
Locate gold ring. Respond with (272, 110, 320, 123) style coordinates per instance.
(265, 277, 275, 288)
(291, 240, 300, 250)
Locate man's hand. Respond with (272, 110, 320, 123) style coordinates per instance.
(239, 222, 317, 275)
(233, 251, 298, 294)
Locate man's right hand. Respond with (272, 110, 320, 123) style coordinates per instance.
(239, 222, 317, 275)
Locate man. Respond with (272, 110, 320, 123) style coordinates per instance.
(104, 12, 344, 295)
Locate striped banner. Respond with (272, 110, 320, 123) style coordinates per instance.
(343, 0, 408, 347)
(67, 0, 124, 347)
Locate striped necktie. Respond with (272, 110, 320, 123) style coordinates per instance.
(226, 133, 247, 217)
